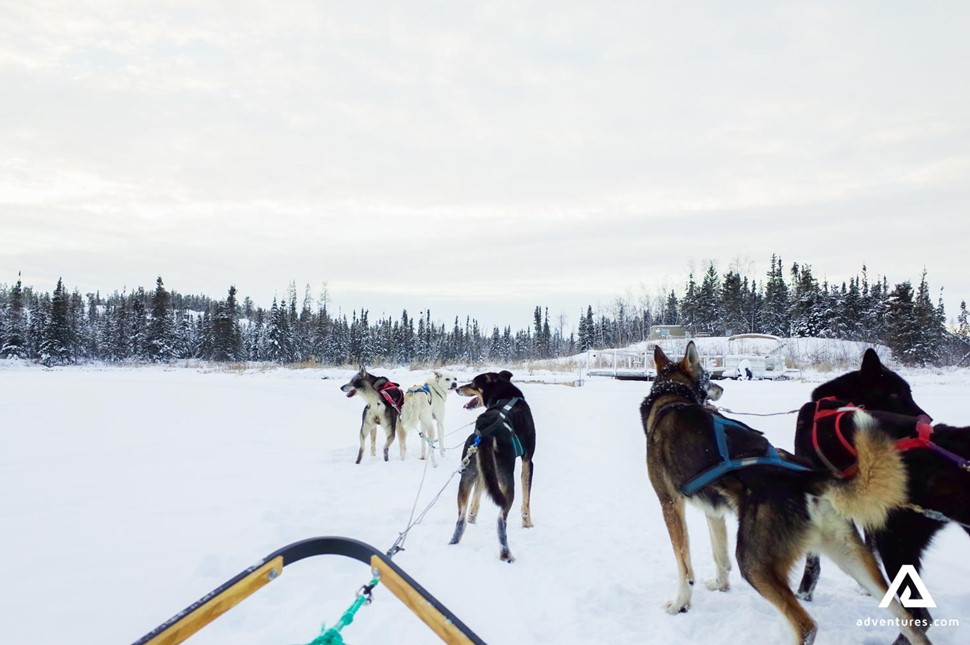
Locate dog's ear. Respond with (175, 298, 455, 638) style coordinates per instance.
(357, 365, 367, 376)
(860, 348, 882, 376)
(433, 370, 441, 378)
(654, 344, 671, 371)
(373, 376, 388, 389)
(499, 370, 513, 380)
(681, 341, 703, 374)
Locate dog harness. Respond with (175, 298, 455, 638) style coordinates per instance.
(680, 413, 811, 496)
(378, 381, 404, 413)
(473, 397, 525, 457)
(812, 397, 970, 477)
(406, 384, 432, 402)
(810, 397, 862, 479)
(895, 417, 970, 471)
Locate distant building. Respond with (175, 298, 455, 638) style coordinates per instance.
(649, 325, 686, 340)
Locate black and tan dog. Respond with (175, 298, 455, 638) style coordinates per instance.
(340, 367, 402, 464)
(643, 342, 929, 645)
(449, 370, 536, 562)
(795, 349, 969, 635)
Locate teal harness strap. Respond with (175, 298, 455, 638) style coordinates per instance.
(474, 397, 525, 457)
(680, 414, 811, 496)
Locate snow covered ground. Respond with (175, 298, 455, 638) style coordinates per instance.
(2, 360, 969, 645)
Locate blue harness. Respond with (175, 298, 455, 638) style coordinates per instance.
(680, 413, 811, 496)
(473, 397, 525, 457)
(407, 384, 432, 400)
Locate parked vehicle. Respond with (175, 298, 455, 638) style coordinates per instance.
(705, 334, 789, 380)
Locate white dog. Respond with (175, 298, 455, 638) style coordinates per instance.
(398, 370, 459, 466)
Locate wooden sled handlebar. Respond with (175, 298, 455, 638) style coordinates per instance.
(133, 536, 484, 645)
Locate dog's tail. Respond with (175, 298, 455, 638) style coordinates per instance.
(477, 437, 509, 509)
(399, 395, 418, 428)
(825, 410, 908, 531)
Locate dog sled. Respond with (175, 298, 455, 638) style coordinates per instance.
(134, 536, 484, 645)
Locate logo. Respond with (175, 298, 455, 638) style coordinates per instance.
(879, 565, 936, 609)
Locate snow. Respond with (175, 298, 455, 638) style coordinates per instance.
(2, 360, 969, 645)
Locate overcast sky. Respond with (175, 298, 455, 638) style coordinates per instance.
(2, 1, 968, 330)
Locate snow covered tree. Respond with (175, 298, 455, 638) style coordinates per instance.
(886, 281, 919, 365)
(146, 277, 177, 362)
(211, 286, 242, 362)
(911, 271, 944, 365)
(789, 263, 824, 337)
(39, 278, 73, 365)
(1, 275, 28, 359)
(129, 289, 148, 360)
(762, 255, 789, 337)
(958, 301, 970, 339)
(266, 298, 294, 363)
(696, 263, 722, 335)
(662, 290, 680, 325)
(680, 273, 699, 334)
(720, 271, 746, 336)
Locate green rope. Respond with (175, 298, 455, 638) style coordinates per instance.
(306, 576, 380, 645)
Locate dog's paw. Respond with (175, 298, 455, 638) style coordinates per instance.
(705, 578, 730, 592)
(500, 550, 516, 563)
(796, 590, 813, 602)
(663, 600, 690, 615)
(522, 516, 534, 529)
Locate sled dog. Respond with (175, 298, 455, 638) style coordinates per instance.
(340, 367, 402, 464)
(398, 370, 459, 466)
(449, 370, 536, 562)
(642, 342, 928, 645)
(795, 349, 968, 634)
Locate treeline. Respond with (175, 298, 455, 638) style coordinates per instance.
(2, 257, 969, 368)
(0, 277, 570, 367)
(574, 257, 968, 367)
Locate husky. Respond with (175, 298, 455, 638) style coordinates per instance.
(449, 370, 536, 562)
(339, 367, 403, 464)
(795, 349, 968, 636)
(643, 342, 929, 645)
(398, 370, 459, 466)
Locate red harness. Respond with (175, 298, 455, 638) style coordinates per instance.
(895, 417, 937, 452)
(812, 398, 970, 477)
(378, 381, 404, 413)
(811, 397, 860, 479)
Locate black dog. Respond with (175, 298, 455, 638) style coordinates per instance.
(450, 370, 536, 562)
(795, 349, 970, 632)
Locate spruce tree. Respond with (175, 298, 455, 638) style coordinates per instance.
(720, 271, 745, 336)
(763, 255, 790, 337)
(39, 278, 73, 365)
(886, 281, 918, 365)
(0, 275, 27, 359)
(680, 273, 699, 334)
(697, 263, 722, 335)
(147, 277, 177, 362)
(958, 301, 970, 339)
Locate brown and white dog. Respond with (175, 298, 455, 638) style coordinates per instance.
(642, 342, 928, 645)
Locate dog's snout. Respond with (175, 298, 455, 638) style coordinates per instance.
(707, 383, 724, 402)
